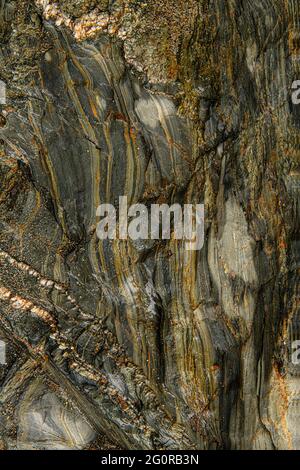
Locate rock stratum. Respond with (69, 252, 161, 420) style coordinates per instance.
(0, 0, 299, 450)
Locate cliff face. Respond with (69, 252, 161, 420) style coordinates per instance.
(0, 0, 299, 450)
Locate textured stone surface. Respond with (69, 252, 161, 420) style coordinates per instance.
(0, 0, 299, 450)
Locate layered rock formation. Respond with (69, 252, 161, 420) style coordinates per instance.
(0, 0, 299, 450)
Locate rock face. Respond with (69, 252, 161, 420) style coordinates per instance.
(0, 0, 299, 450)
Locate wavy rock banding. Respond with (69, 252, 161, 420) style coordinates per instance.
(0, 0, 299, 450)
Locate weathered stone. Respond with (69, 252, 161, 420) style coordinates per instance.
(0, 0, 299, 450)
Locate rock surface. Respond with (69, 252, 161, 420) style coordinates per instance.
(0, 0, 299, 450)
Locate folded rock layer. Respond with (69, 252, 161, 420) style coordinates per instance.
(0, 0, 299, 450)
